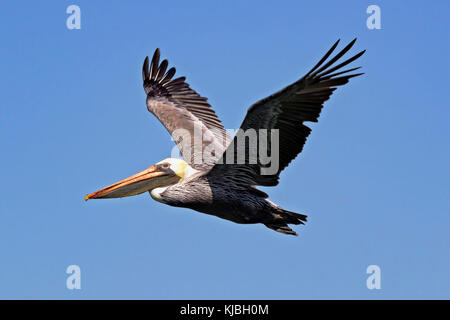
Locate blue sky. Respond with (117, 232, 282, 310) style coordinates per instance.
(1, 1, 449, 299)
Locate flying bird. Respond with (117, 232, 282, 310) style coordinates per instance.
(85, 39, 364, 236)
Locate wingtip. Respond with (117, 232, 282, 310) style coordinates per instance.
(149, 48, 162, 79)
(153, 49, 160, 60)
(348, 72, 365, 79)
(352, 50, 366, 61)
(153, 48, 161, 61)
(142, 56, 149, 81)
(345, 38, 357, 50)
(143, 56, 149, 66)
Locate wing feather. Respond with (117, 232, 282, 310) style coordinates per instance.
(143, 49, 231, 170)
(209, 39, 365, 186)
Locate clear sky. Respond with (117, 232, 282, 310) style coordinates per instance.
(1, 1, 449, 299)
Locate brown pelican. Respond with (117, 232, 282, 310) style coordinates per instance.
(85, 39, 364, 236)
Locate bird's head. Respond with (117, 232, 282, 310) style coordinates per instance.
(84, 158, 192, 200)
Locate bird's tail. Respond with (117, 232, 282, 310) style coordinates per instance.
(264, 208, 307, 236)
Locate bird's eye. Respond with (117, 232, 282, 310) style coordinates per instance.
(162, 163, 170, 169)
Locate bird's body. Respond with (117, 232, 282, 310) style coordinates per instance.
(153, 173, 266, 224)
(152, 168, 305, 231)
(85, 40, 364, 236)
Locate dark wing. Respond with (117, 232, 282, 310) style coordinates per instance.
(143, 49, 231, 170)
(208, 39, 365, 186)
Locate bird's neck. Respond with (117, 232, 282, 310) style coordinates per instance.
(183, 164, 200, 179)
(150, 186, 170, 203)
(149, 164, 199, 203)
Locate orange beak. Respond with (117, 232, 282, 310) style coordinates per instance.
(85, 165, 167, 200)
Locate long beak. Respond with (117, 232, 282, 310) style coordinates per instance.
(85, 165, 166, 200)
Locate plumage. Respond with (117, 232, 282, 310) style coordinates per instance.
(86, 40, 365, 236)
(209, 39, 365, 188)
(142, 50, 231, 170)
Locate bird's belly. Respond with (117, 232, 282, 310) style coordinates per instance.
(173, 192, 269, 224)
(161, 180, 272, 224)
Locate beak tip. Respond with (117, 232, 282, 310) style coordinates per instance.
(84, 195, 90, 201)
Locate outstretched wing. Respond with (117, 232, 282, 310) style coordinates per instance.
(143, 49, 231, 170)
(208, 39, 365, 186)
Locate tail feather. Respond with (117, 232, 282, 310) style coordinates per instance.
(264, 207, 308, 236)
(264, 223, 298, 236)
(281, 209, 307, 225)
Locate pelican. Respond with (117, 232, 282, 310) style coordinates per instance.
(85, 39, 364, 236)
